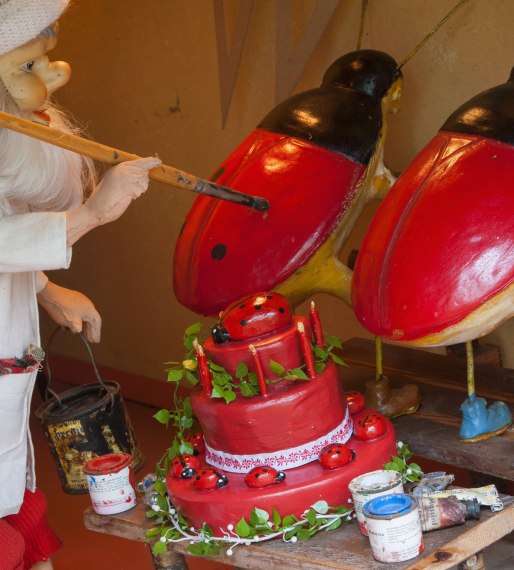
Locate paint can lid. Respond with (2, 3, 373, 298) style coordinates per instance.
(83, 452, 132, 475)
(365, 493, 413, 516)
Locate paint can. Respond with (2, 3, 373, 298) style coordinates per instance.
(83, 453, 137, 515)
(363, 493, 423, 563)
(35, 330, 144, 494)
(348, 469, 404, 535)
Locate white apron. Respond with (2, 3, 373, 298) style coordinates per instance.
(0, 211, 71, 517)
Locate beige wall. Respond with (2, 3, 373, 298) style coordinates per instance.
(40, 0, 514, 379)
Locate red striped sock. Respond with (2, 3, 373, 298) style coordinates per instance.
(4, 489, 61, 570)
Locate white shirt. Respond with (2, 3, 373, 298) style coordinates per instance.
(0, 211, 71, 517)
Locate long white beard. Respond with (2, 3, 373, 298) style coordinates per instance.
(0, 87, 95, 216)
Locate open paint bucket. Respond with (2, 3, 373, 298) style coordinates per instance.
(363, 493, 423, 563)
(348, 469, 404, 535)
(35, 330, 144, 494)
(83, 453, 137, 515)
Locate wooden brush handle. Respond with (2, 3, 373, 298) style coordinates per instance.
(0, 111, 269, 211)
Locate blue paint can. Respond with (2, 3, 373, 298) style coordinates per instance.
(363, 493, 423, 563)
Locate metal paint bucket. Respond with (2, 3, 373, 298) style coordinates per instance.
(363, 493, 424, 563)
(83, 453, 137, 515)
(348, 469, 404, 535)
(35, 330, 144, 494)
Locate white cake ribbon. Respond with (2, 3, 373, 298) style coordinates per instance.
(205, 407, 353, 473)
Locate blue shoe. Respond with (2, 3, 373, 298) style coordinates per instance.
(460, 394, 512, 442)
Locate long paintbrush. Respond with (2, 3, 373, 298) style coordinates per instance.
(0, 110, 270, 212)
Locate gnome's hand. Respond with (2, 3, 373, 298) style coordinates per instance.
(37, 281, 102, 342)
(66, 157, 161, 246)
(86, 157, 161, 225)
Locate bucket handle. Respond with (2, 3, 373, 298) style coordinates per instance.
(43, 327, 115, 409)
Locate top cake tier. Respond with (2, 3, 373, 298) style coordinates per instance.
(204, 315, 312, 379)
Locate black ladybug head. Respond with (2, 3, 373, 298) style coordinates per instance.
(276, 470, 286, 482)
(211, 323, 230, 344)
(217, 474, 229, 488)
(322, 50, 401, 100)
(180, 467, 196, 479)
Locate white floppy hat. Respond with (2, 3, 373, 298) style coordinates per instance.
(0, 0, 69, 56)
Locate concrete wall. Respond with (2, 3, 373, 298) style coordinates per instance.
(40, 0, 514, 379)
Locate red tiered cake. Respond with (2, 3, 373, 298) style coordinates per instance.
(166, 293, 396, 534)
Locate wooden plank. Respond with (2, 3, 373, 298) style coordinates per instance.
(338, 339, 514, 481)
(84, 498, 514, 570)
(340, 338, 514, 404)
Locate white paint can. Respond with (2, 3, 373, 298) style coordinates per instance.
(363, 493, 424, 563)
(83, 452, 137, 515)
(348, 469, 404, 535)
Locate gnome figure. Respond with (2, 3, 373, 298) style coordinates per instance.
(0, 1, 159, 567)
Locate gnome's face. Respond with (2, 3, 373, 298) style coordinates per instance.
(0, 22, 71, 112)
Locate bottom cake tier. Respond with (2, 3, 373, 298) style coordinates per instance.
(166, 414, 396, 535)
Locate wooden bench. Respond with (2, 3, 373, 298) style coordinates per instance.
(84, 338, 514, 569)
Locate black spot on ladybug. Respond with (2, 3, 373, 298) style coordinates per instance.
(254, 304, 262, 310)
(211, 244, 227, 260)
(255, 474, 260, 478)
(240, 319, 247, 326)
(195, 475, 200, 480)
(336, 450, 341, 454)
(279, 307, 285, 313)
(266, 295, 273, 299)
(239, 304, 246, 309)
(262, 468, 268, 472)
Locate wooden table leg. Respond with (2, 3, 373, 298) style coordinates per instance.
(458, 552, 485, 570)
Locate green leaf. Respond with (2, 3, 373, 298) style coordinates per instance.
(269, 359, 285, 375)
(249, 507, 269, 526)
(185, 322, 202, 336)
(329, 353, 347, 366)
(144, 527, 161, 539)
(211, 385, 224, 399)
(235, 517, 251, 537)
(326, 335, 342, 348)
(179, 441, 194, 455)
(185, 371, 199, 385)
(311, 500, 329, 514)
(240, 382, 255, 397)
(223, 389, 237, 404)
(305, 509, 317, 525)
(235, 361, 249, 379)
(313, 346, 328, 360)
(297, 528, 312, 541)
(325, 518, 342, 531)
(153, 409, 170, 424)
(272, 508, 281, 528)
(152, 540, 168, 554)
(167, 369, 184, 382)
(209, 361, 225, 372)
(153, 479, 167, 495)
(282, 515, 298, 528)
(291, 368, 309, 380)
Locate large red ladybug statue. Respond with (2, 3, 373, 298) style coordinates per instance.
(352, 68, 514, 442)
(174, 50, 402, 316)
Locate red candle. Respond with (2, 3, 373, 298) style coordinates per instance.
(309, 300, 325, 349)
(193, 339, 212, 397)
(297, 321, 316, 379)
(249, 344, 268, 397)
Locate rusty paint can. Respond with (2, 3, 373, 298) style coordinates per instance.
(83, 453, 137, 515)
(348, 469, 404, 535)
(35, 331, 144, 494)
(363, 493, 424, 563)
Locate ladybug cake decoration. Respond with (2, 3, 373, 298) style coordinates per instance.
(244, 466, 286, 488)
(193, 468, 229, 491)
